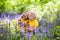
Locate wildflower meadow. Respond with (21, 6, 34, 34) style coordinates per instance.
(0, 0, 60, 40)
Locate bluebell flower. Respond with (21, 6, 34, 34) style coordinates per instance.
(5, 18, 10, 24)
(26, 32, 32, 38)
(43, 28, 49, 33)
(0, 18, 3, 22)
(0, 27, 6, 35)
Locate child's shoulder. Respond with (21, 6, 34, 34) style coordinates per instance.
(29, 19, 38, 22)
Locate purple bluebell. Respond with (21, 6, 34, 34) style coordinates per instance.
(1, 13, 6, 18)
(33, 29, 38, 34)
(0, 27, 6, 35)
(0, 18, 3, 22)
(18, 22, 24, 27)
(38, 26, 44, 33)
(33, 27, 39, 34)
(11, 14, 21, 21)
(26, 32, 32, 38)
(15, 14, 21, 19)
(8, 14, 15, 20)
(5, 18, 10, 24)
(43, 28, 49, 33)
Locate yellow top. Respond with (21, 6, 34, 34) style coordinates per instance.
(29, 19, 38, 29)
(18, 18, 38, 31)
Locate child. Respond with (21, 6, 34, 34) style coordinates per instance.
(18, 12, 28, 32)
(18, 11, 39, 33)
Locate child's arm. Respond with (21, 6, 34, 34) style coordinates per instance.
(25, 25, 33, 32)
(18, 19, 25, 31)
(33, 20, 38, 30)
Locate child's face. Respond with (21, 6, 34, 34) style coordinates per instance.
(27, 12, 36, 20)
(21, 12, 28, 20)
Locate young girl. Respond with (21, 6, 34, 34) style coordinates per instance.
(18, 11, 39, 33)
(18, 12, 28, 32)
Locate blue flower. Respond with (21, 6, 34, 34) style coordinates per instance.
(43, 28, 49, 33)
(26, 32, 32, 38)
(0, 18, 3, 22)
(1, 13, 6, 18)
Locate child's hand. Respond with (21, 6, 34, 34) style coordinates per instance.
(18, 20, 24, 27)
(25, 26, 33, 31)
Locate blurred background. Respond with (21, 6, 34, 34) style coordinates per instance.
(0, 0, 60, 40)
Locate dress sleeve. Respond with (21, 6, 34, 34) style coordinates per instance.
(33, 20, 39, 29)
(29, 19, 39, 29)
(17, 19, 24, 31)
